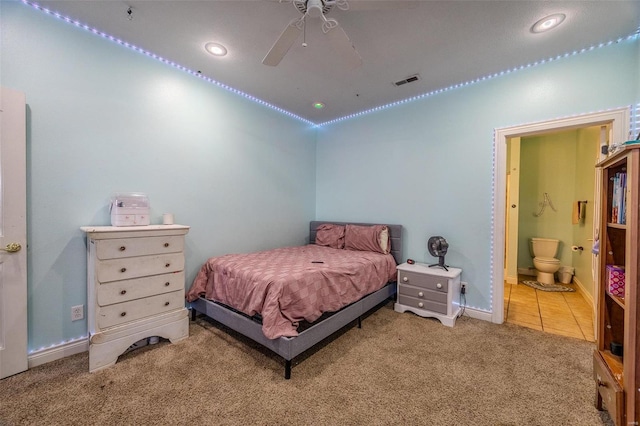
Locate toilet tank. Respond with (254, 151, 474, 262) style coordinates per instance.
(531, 238, 559, 258)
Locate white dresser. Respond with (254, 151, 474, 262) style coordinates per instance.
(81, 225, 190, 372)
(394, 262, 462, 327)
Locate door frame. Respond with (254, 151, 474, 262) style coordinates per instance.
(492, 107, 630, 323)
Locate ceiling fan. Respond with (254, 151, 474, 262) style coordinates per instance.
(262, 0, 362, 69)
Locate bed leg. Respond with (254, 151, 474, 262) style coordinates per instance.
(190, 308, 196, 321)
(285, 360, 292, 380)
(358, 316, 362, 329)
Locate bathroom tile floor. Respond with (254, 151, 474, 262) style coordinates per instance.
(504, 278, 595, 342)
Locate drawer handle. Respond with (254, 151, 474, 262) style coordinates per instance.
(165, 282, 170, 287)
(436, 283, 442, 289)
(164, 243, 169, 248)
(120, 312, 127, 317)
(120, 267, 127, 273)
(403, 277, 408, 282)
(120, 290, 127, 295)
(119, 246, 126, 251)
(165, 263, 171, 268)
(164, 301, 170, 306)
(418, 291, 424, 297)
(418, 302, 424, 308)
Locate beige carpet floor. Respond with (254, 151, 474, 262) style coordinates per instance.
(0, 302, 613, 425)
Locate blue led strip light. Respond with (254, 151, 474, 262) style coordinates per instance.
(28, 335, 88, 355)
(318, 31, 640, 127)
(22, 0, 316, 127)
(21, 0, 640, 129)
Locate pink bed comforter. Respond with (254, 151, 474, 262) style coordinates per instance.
(186, 245, 397, 339)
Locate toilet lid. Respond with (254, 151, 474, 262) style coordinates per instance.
(535, 256, 560, 264)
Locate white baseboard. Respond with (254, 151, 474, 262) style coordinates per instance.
(460, 306, 493, 322)
(572, 276, 594, 309)
(28, 337, 89, 369)
(517, 267, 536, 277)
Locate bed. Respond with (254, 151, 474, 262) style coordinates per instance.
(186, 221, 403, 379)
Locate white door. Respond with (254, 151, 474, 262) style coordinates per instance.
(0, 87, 28, 379)
(505, 137, 521, 285)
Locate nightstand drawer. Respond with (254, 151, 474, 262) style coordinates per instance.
(97, 290, 184, 329)
(398, 294, 448, 314)
(398, 270, 448, 292)
(398, 284, 447, 304)
(97, 253, 184, 283)
(97, 271, 185, 306)
(96, 235, 184, 260)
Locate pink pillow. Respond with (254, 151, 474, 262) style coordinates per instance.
(315, 224, 345, 249)
(344, 224, 390, 254)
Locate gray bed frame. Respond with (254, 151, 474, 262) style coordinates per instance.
(189, 221, 403, 379)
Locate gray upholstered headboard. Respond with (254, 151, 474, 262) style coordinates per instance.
(309, 221, 403, 265)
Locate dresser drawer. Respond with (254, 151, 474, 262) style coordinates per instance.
(593, 350, 624, 425)
(398, 270, 448, 292)
(97, 290, 184, 329)
(398, 284, 447, 304)
(97, 271, 185, 306)
(398, 294, 448, 314)
(96, 235, 184, 260)
(97, 253, 184, 283)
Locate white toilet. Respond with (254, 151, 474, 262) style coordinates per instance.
(530, 238, 561, 285)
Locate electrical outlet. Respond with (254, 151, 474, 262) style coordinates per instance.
(71, 305, 84, 321)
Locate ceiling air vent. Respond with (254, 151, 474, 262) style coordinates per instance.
(394, 74, 421, 87)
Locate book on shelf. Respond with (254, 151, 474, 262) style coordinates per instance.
(610, 171, 627, 224)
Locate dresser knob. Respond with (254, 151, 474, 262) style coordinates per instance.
(120, 312, 126, 317)
(418, 302, 424, 308)
(120, 267, 127, 273)
(165, 263, 170, 268)
(119, 246, 126, 251)
(403, 277, 408, 282)
(418, 291, 424, 297)
(165, 282, 170, 287)
(164, 302, 170, 306)
(436, 283, 442, 289)
(164, 243, 169, 248)
(120, 290, 127, 295)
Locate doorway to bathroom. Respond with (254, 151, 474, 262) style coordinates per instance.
(492, 107, 630, 330)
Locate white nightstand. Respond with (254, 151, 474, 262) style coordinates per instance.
(81, 224, 190, 372)
(394, 262, 462, 327)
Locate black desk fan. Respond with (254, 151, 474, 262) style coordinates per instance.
(428, 236, 449, 271)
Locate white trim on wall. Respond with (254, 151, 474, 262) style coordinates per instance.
(492, 107, 630, 324)
(28, 338, 89, 369)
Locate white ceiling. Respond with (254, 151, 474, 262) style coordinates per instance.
(34, 0, 640, 124)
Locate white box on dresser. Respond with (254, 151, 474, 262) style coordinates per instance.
(394, 262, 462, 327)
(81, 224, 190, 372)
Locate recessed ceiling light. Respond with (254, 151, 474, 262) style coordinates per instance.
(531, 13, 566, 33)
(313, 102, 325, 109)
(204, 42, 227, 56)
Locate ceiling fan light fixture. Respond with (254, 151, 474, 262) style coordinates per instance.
(531, 13, 566, 33)
(313, 102, 325, 109)
(205, 42, 228, 56)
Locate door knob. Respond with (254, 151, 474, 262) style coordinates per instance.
(0, 242, 21, 253)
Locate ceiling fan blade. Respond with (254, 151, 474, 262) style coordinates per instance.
(339, 1, 417, 11)
(262, 18, 304, 66)
(326, 25, 362, 70)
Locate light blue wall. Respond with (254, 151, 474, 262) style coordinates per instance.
(316, 39, 639, 311)
(3, 1, 639, 351)
(1, 2, 316, 350)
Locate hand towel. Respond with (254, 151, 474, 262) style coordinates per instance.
(572, 201, 580, 224)
(579, 201, 586, 221)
